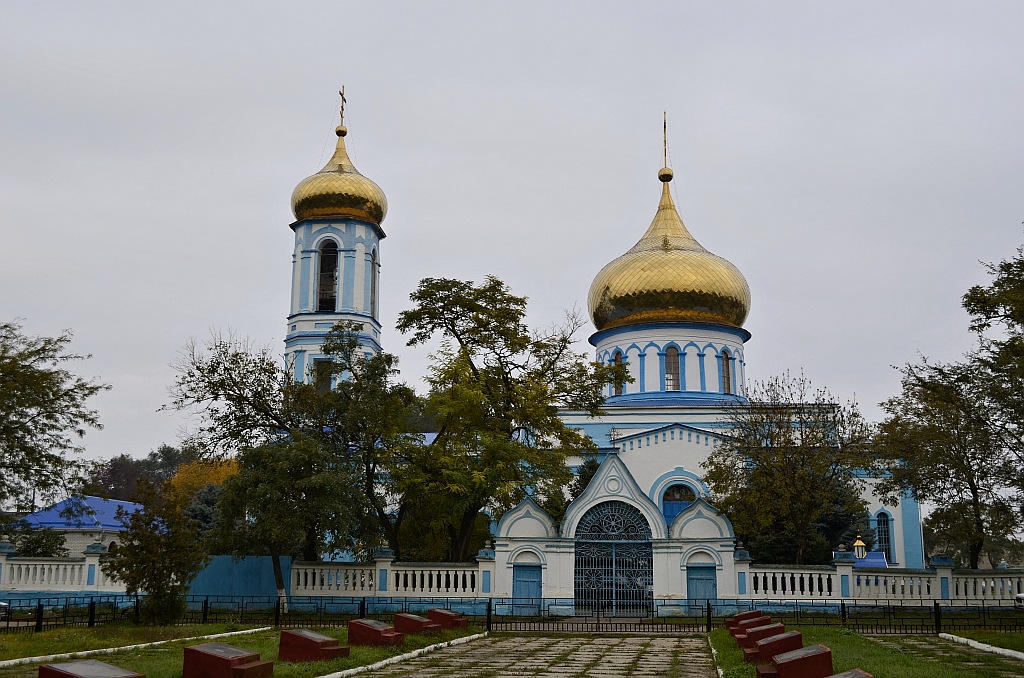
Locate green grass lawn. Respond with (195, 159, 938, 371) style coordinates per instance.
(0, 625, 481, 678)
(709, 626, 1024, 678)
(0, 625, 256, 662)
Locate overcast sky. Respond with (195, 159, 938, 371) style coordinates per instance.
(2, 2, 1023, 460)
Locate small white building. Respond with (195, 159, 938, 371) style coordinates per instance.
(14, 495, 139, 555)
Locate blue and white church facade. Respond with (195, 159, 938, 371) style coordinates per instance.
(280, 108, 924, 605)
(284, 114, 386, 384)
(494, 164, 925, 604)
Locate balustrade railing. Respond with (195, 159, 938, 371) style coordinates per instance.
(747, 566, 836, 598)
(2, 556, 121, 592)
(290, 560, 494, 597)
(950, 571, 1024, 601)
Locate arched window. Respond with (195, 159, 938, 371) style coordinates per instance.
(317, 241, 339, 312)
(370, 248, 378, 318)
(662, 483, 696, 524)
(612, 351, 624, 396)
(314, 359, 333, 393)
(664, 347, 681, 391)
(106, 541, 118, 555)
(876, 512, 892, 563)
(721, 349, 732, 394)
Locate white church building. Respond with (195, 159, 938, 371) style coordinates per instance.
(282, 103, 925, 608)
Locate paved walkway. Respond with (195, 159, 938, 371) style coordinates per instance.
(372, 635, 717, 678)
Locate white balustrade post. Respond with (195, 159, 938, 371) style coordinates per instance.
(832, 549, 856, 599)
(475, 543, 496, 597)
(930, 554, 954, 601)
(373, 548, 395, 596)
(733, 545, 752, 598)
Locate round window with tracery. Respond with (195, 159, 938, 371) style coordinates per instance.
(575, 501, 652, 541)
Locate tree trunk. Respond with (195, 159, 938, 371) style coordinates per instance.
(302, 525, 319, 561)
(969, 489, 986, 569)
(270, 551, 288, 613)
(452, 504, 483, 562)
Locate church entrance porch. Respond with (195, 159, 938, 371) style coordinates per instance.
(573, 501, 654, 616)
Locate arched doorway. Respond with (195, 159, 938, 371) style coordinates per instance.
(574, 501, 653, 615)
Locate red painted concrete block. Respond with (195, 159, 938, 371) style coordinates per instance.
(738, 623, 786, 649)
(40, 660, 143, 678)
(772, 644, 833, 678)
(393, 613, 442, 634)
(727, 609, 765, 630)
(347, 618, 404, 646)
(183, 643, 272, 678)
(746, 630, 803, 664)
(427, 608, 469, 628)
(731, 615, 772, 640)
(278, 629, 350, 662)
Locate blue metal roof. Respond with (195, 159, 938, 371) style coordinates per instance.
(19, 496, 141, 531)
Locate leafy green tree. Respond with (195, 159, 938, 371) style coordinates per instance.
(101, 480, 209, 624)
(312, 327, 420, 560)
(962, 244, 1024, 478)
(875, 360, 1016, 569)
(168, 335, 297, 456)
(924, 510, 1024, 568)
(83, 445, 198, 501)
(182, 484, 222, 541)
(701, 373, 875, 565)
(396, 276, 626, 561)
(168, 326, 418, 561)
(0, 321, 109, 509)
(741, 484, 876, 565)
(0, 520, 69, 557)
(210, 438, 358, 605)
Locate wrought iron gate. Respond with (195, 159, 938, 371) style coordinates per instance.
(574, 501, 653, 615)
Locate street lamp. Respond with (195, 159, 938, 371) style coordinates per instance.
(853, 535, 867, 560)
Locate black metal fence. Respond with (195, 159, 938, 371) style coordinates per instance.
(2, 595, 1023, 635)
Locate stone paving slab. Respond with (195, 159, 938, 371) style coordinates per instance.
(370, 635, 716, 678)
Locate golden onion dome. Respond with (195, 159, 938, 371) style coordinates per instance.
(588, 167, 750, 332)
(291, 124, 388, 225)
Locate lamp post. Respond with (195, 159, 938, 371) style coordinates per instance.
(853, 536, 867, 560)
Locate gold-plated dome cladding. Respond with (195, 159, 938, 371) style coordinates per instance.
(658, 167, 673, 182)
(588, 180, 750, 331)
(291, 127, 387, 224)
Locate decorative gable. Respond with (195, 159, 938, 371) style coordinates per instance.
(670, 497, 735, 541)
(496, 496, 556, 539)
(561, 454, 667, 539)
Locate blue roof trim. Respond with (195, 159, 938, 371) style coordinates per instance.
(20, 496, 141, 531)
(603, 394, 748, 407)
(611, 422, 718, 442)
(589, 322, 752, 347)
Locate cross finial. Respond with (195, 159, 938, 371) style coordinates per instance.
(339, 86, 347, 126)
(663, 111, 668, 167)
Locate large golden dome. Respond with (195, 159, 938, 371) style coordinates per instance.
(291, 124, 387, 225)
(588, 167, 750, 332)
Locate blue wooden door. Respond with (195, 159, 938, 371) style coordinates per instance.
(686, 565, 718, 602)
(512, 564, 542, 615)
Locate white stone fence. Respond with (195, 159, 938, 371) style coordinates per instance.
(4, 549, 1023, 605)
(291, 554, 497, 598)
(0, 554, 122, 593)
(737, 559, 1024, 603)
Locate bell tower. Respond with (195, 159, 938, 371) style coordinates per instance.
(284, 91, 387, 382)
